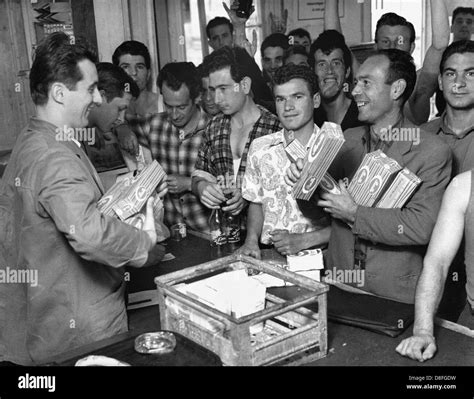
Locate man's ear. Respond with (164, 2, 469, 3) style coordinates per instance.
(313, 92, 321, 109)
(438, 74, 443, 92)
(391, 79, 407, 102)
(99, 89, 108, 104)
(240, 76, 252, 94)
(409, 42, 415, 55)
(51, 82, 66, 104)
(345, 65, 351, 80)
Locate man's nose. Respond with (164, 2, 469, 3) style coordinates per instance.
(93, 87, 102, 106)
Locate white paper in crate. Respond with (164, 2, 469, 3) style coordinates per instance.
(287, 248, 324, 282)
(170, 270, 266, 334)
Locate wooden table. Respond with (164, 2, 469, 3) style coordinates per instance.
(48, 233, 473, 367)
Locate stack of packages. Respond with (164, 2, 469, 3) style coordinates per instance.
(291, 122, 345, 201)
(97, 160, 169, 239)
(347, 150, 421, 208)
(272, 122, 344, 282)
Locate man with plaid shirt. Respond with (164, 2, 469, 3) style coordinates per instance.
(192, 46, 282, 217)
(135, 62, 210, 232)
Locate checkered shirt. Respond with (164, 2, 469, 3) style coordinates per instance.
(194, 105, 282, 190)
(135, 108, 211, 232)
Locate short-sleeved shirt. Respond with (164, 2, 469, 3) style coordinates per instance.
(193, 104, 282, 190)
(135, 108, 210, 231)
(422, 112, 474, 176)
(242, 128, 328, 244)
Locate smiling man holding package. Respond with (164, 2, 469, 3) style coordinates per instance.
(0, 33, 165, 365)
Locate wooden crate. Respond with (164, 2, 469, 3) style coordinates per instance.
(155, 254, 328, 366)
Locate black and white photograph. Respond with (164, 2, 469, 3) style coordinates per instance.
(0, 0, 473, 395)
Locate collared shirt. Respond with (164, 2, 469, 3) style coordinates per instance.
(194, 104, 282, 190)
(314, 99, 364, 132)
(242, 128, 328, 244)
(422, 112, 474, 176)
(135, 108, 210, 232)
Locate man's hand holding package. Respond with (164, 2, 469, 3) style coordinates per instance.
(317, 182, 358, 225)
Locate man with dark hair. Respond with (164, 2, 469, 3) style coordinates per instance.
(0, 33, 162, 365)
(451, 7, 474, 42)
(197, 64, 221, 117)
(283, 45, 309, 67)
(288, 28, 311, 54)
(192, 46, 281, 218)
(310, 29, 363, 132)
(435, 7, 473, 115)
(421, 40, 474, 322)
(325, 0, 451, 125)
(112, 40, 162, 161)
(206, 16, 234, 51)
(287, 49, 452, 304)
(88, 62, 139, 136)
(239, 64, 329, 258)
(133, 62, 210, 232)
(261, 33, 290, 88)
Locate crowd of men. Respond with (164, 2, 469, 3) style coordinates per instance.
(0, 0, 473, 365)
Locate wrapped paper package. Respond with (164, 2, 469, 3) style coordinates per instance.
(292, 122, 345, 201)
(348, 150, 402, 207)
(375, 167, 422, 209)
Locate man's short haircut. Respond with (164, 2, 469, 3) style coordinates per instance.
(112, 40, 151, 69)
(29, 32, 97, 106)
(453, 7, 474, 21)
(288, 28, 311, 41)
(202, 46, 251, 84)
(309, 30, 352, 72)
(206, 17, 234, 39)
(375, 12, 416, 44)
(260, 33, 290, 57)
(97, 62, 139, 102)
(284, 45, 309, 63)
(375, 49, 416, 105)
(273, 64, 319, 96)
(440, 40, 474, 74)
(157, 62, 201, 101)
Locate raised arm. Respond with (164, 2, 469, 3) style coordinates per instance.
(324, 0, 342, 33)
(407, 0, 450, 124)
(396, 171, 470, 362)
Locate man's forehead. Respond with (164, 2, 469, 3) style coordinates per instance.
(77, 59, 98, 84)
(119, 54, 146, 65)
(274, 78, 310, 94)
(444, 52, 474, 68)
(377, 24, 411, 37)
(209, 67, 234, 84)
(358, 55, 388, 77)
(315, 48, 344, 61)
(264, 46, 285, 57)
(210, 24, 231, 36)
(454, 13, 474, 21)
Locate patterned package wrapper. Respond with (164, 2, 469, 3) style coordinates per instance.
(376, 167, 421, 209)
(319, 173, 341, 195)
(97, 173, 135, 216)
(348, 150, 402, 207)
(293, 122, 345, 200)
(113, 160, 166, 221)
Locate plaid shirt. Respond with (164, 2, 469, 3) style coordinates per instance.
(135, 108, 211, 232)
(194, 105, 282, 190)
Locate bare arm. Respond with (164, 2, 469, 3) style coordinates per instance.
(324, 0, 342, 33)
(237, 202, 264, 259)
(396, 172, 470, 362)
(408, 0, 450, 124)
